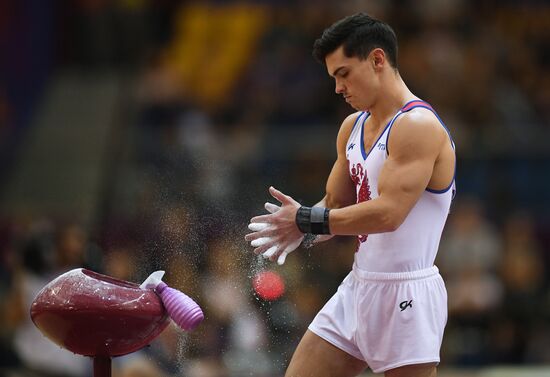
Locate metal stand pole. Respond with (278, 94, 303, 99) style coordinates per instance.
(93, 356, 112, 377)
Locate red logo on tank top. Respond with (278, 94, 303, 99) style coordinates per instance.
(349, 162, 371, 246)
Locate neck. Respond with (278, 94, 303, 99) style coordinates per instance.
(368, 72, 416, 124)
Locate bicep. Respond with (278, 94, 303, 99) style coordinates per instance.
(377, 116, 443, 220)
(377, 152, 434, 216)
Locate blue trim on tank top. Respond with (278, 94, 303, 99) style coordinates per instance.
(404, 104, 457, 195)
(348, 112, 365, 154)
(383, 101, 457, 196)
(351, 111, 365, 135)
(359, 112, 397, 161)
(359, 113, 368, 159)
(402, 105, 455, 146)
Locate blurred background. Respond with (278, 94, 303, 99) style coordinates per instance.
(1, 0, 549, 376)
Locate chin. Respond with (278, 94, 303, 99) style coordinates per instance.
(351, 104, 368, 111)
(357, 102, 372, 112)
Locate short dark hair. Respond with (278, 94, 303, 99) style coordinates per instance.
(312, 13, 398, 68)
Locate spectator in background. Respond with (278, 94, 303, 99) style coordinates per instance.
(116, 356, 167, 377)
(493, 211, 546, 363)
(12, 221, 89, 377)
(500, 211, 545, 311)
(437, 198, 504, 365)
(437, 197, 504, 316)
(0, 219, 23, 370)
(198, 239, 273, 376)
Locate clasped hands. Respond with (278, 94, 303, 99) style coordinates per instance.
(245, 187, 332, 265)
(245, 187, 303, 265)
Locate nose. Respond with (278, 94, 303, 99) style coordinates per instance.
(335, 79, 345, 94)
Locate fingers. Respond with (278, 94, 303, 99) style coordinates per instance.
(251, 238, 299, 265)
(253, 243, 275, 256)
(247, 222, 283, 261)
(264, 202, 280, 214)
(275, 237, 302, 265)
(271, 235, 304, 265)
(250, 190, 290, 224)
(251, 237, 272, 247)
(248, 203, 281, 232)
(277, 251, 289, 265)
(246, 192, 300, 264)
(250, 214, 271, 223)
(269, 186, 294, 205)
(262, 245, 279, 259)
(245, 222, 274, 242)
(248, 222, 269, 232)
(245, 230, 271, 242)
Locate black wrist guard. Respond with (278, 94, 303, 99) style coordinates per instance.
(295, 206, 331, 235)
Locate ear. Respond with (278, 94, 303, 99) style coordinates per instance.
(371, 48, 386, 70)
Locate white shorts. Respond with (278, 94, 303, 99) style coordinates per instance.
(308, 264, 447, 374)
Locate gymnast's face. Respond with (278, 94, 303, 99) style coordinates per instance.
(325, 45, 384, 111)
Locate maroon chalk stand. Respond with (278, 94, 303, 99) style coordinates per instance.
(30, 269, 171, 377)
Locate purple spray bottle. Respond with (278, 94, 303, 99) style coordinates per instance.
(140, 271, 204, 331)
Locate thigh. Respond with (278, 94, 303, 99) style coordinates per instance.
(285, 330, 368, 377)
(384, 362, 437, 377)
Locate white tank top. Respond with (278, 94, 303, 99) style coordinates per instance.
(346, 100, 455, 273)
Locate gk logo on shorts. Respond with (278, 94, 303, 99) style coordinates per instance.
(399, 300, 413, 311)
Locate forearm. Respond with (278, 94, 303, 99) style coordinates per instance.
(329, 197, 402, 235)
(318, 190, 355, 209)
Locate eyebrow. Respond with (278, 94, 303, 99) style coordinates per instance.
(330, 66, 346, 77)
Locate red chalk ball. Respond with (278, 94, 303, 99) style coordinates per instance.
(252, 271, 285, 301)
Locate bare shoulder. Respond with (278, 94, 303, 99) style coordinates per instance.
(388, 107, 447, 156)
(339, 111, 363, 135)
(336, 111, 363, 151)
